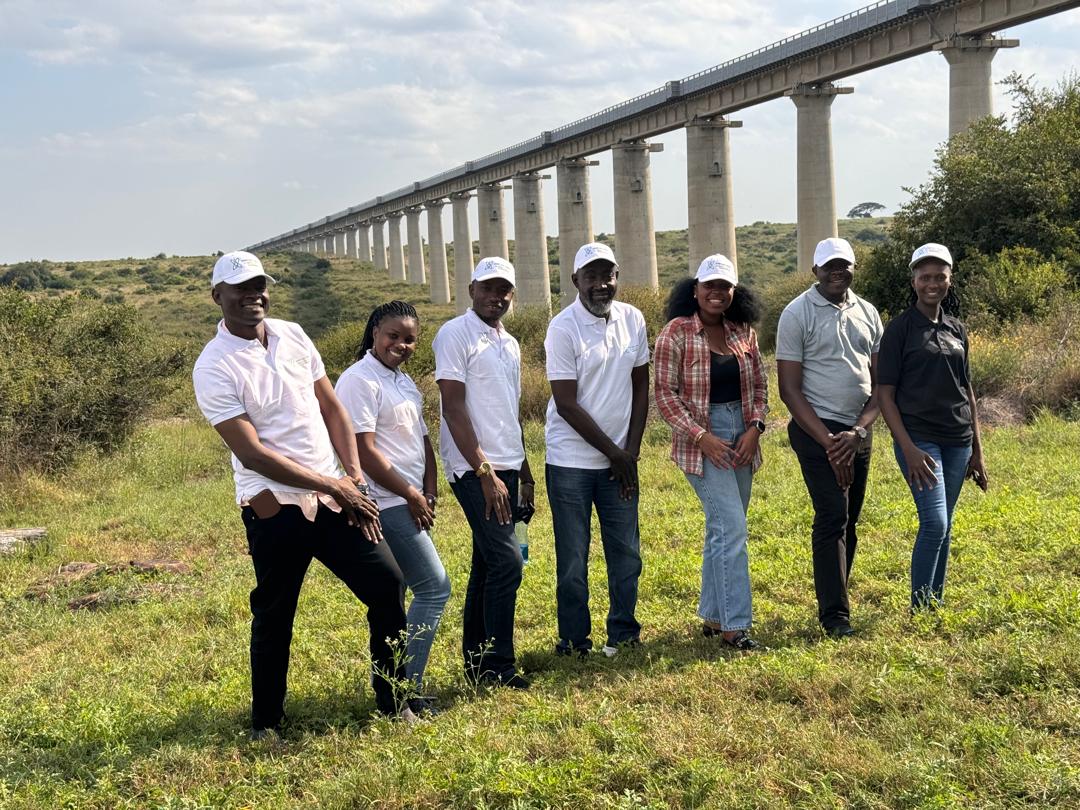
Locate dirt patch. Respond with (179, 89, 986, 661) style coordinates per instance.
(976, 395, 1026, 427)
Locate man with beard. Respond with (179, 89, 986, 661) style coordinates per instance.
(543, 243, 650, 658)
(434, 257, 535, 688)
(776, 237, 883, 638)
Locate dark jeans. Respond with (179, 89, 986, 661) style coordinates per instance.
(788, 418, 872, 630)
(242, 503, 407, 729)
(449, 469, 522, 678)
(546, 464, 642, 650)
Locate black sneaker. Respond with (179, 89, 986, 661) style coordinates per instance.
(722, 630, 765, 651)
(555, 641, 591, 660)
(407, 696, 440, 717)
(825, 624, 855, 639)
(249, 725, 283, 742)
(480, 669, 531, 690)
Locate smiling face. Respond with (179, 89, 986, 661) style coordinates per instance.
(911, 259, 952, 310)
(371, 314, 419, 370)
(469, 278, 514, 325)
(574, 259, 618, 317)
(812, 258, 854, 303)
(212, 275, 269, 332)
(695, 278, 734, 321)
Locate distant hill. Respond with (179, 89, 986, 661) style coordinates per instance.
(0, 217, 889, 349)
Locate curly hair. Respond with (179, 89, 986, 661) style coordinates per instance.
(663, 277, 763, 325)
(356, 300, 419, 361)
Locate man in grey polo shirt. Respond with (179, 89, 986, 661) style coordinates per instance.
(776, 237, 883, 638)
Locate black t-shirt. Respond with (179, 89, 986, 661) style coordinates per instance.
(877, 306, 972, 446)
(709, 352, 741, 404)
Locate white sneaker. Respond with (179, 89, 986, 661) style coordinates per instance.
(601, 645, 619, 658)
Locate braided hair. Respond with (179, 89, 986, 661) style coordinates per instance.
(908, 263, 963, 317)
(356, 300, 419, 361)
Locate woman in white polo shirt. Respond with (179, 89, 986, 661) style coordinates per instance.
(335, 301, 450, 713)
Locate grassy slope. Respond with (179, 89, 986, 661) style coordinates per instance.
(1, 218, 890, 351)
(1, 412, 1078, 808)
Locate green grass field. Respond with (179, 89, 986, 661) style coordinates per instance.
(2, 408, 1078, 808)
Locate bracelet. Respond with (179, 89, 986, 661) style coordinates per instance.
(693, 431, 705, 446)
(424, 492, 437, 506)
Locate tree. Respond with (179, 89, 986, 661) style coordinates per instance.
(847, 202, 885, 218)
(857, 72, 1080, 318)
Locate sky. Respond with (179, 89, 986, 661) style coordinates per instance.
(1, 1, 1078, 264)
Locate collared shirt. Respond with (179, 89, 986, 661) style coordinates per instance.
(878, 306, 972, 446)
(654, 312, 768, 477)
(334, 352, 429, 509)
(432, 308, 524, 480)
(775, 285, 884, 425)
(192, 318, 343, 515)
(544, 298, 650, 469)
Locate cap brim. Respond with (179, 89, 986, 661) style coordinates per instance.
(816, 252, 855, 267)
(472, 272, 515, 286)
(216, 270, 277, 287)
(697, 273, 737, 285)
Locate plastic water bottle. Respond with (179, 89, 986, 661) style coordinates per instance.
(515, 519, 529, 564)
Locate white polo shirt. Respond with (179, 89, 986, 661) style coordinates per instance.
(544, 298, 650, 469)
(335, 352, 429, 510)
(433, 308, 524, 480)
(192, 318, 341, 505)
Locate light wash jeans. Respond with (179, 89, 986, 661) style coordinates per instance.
(379, 504, 452, 688)
(893, 439, 972, 609)
(684, 401, 754, 630)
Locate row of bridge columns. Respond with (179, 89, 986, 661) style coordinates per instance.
(295, 37, 1016, 313)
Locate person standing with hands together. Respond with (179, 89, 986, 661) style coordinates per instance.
(877, 244, 987, 611)
(434, 257, 534, 689)
(192, 251, 409, 738)
(777, 237, 884, 639)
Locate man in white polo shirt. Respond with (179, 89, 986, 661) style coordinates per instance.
(544, 242, 650, 658)
(433, 256, 535, 689)
(776, 237, 883, 639)
(192, 250, 409, 737)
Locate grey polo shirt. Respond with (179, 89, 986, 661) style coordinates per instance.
(775, 284, 883, 425)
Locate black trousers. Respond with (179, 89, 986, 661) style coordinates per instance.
(448, 469, 522, 678)
(787, 419, 872, 630)
(242, 503, 407, 729)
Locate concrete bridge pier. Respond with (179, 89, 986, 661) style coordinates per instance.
(477, 183, 509, 260)
(405, 207, 426, 285)
(333, 231, 344, 257)
(686, 116, 741, 274)
(321, 235, 332, 255)
(345, 227, 357, 260)
(612, 140, 663, 290)
(936, 36, 1019, 138)
(556, 157, 598, 307)
(451, 192, 475, 313)
(358, 222, 372, 263)
(512, 172, 551, 311)
(787, 82, 853, 273)
(387, 213, 406, 282)
(425, 200, 450, 305)
(372, 217, 388, 272)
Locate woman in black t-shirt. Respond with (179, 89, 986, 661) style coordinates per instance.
(877, 243, 988, 610)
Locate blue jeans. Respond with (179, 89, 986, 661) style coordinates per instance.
(893, 439, 972, 608)
(448, 470, 522, 678)
(379, 504, 452, 689)
(684, 402, 754, 630)
(546, 464, 642, 650)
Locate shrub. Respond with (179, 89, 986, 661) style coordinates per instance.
(314, 258, 331, 270)
(1, 262, 57, 291)
(963, 246, 1071, 322)
(0, 288, 185, 472)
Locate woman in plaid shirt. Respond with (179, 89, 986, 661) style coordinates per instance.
(654, 255, 768, 651)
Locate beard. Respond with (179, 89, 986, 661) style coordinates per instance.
(582, 292, 613, 317)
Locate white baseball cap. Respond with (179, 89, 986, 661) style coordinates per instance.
(813, 237, 856, 269)
(909, 243, 954, 269)
(212, 251, 276, 289)
(695, 254, 738, 286)
(471, 256, 516, 287)
(573, 242, 618, 273)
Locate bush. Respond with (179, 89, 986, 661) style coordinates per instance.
(0, 288, 185, 472)
(1, 262, 57, 291)
(963, 246, 1071, 321)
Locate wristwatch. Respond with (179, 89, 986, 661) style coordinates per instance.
(852, 425, 868, 441)
(475, 461, 494, 478)
(751, 419, 766, 434)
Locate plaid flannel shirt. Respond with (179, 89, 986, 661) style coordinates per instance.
(653, 313, 768, 476)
